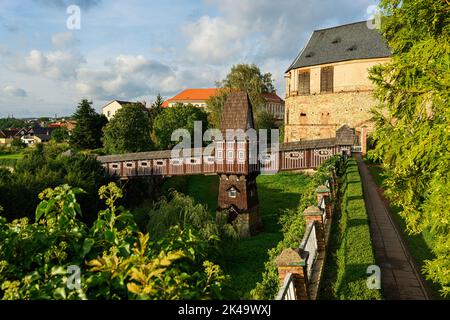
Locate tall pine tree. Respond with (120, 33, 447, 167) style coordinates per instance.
(70, 99, 107, 150)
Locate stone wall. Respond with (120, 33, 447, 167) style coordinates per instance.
(285, 90, 376, 142)
(284, 57, 390, 143)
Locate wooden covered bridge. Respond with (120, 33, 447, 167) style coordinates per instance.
(97, 92, 359, 236)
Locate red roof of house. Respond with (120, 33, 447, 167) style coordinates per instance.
(162, 88, 220, 107)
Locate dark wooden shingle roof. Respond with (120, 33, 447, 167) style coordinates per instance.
(221, 91, 255, 133)
(96, 147, 211, 163)
(287, 20, 391, 72)
(280, 138, 338, 151)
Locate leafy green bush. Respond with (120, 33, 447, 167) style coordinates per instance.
(0, 143, 114, 223)
(0, 183, 229, 300)
(250, 158, 338, 299)
(145, 191, 238, 254)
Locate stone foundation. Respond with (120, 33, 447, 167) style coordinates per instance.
(218, 207, 262, 238)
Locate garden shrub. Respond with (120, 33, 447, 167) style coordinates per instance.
(0, 183, 230, 300)
(250, 156, 340, 299)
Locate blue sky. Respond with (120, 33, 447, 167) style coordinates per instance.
(0, 0, 378, 118)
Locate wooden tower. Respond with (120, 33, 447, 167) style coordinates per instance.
(216, 92, 262, 237)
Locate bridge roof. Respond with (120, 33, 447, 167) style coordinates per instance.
(97, 147, 210, 163)
(280, 138, 338, 151)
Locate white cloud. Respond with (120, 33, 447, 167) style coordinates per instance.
(51, 32, 76, 48)
(75, 53, 226, 102)
(185, 0, 374, 64)
(181, 0, 375, 95)
(184, 16, 243, 64)
(3, 85, 28, 97)
(76, 54, 180, 100)
(14, 49, 85, 80)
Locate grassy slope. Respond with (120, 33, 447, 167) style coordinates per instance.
(320, 159, 382, 300)
(0, 153, 23, 160)
(0, 153, 23, 167)
(364, 159, 442, 299)
(161, 172, 313, 298)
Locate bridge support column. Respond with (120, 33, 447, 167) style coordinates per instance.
(217, 173, 262, 238)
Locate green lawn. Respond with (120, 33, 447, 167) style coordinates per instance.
(0, 153, 23, 160)
(320, 159, 382, 300)
(161, 172, 313, 298)
(364, 159, 442, 299)
(0, 153, 23, 167)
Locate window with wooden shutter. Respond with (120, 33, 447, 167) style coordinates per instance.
(298, 71, 310, 95)
(320, 67, 334, 93)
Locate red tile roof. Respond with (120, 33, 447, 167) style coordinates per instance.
(161, 89, 284, 107)
(162, 88, 219, 107)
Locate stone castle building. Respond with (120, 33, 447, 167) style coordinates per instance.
(284, 21, 391, 151)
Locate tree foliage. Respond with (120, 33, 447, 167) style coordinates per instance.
(255, 109, 278, 131)
(0, 118, 26, 130)
(369, 0, 450, 295)
(0, 183, 229, 300)
(207, 64, 275, 128)
(69, 99, 107, 150)
(51, 127, 69, 143)
(250, 157, 342, 299)
(148, 93, 165, 127)
(102, 103, 153, 154)
(0, 143, 113, 223)
(152, 103, 209, 150)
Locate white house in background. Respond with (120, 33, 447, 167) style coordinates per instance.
(21, 135, 36, 145)
(102, 100, 147, 121)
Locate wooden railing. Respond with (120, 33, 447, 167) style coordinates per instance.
(275, 179, 335, 300)
(351, 146, 362, 153)
(300, 222, 318, 281)
(276, 273, 296, 300)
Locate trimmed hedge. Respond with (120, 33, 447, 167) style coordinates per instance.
(321, 158, 382, 300)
